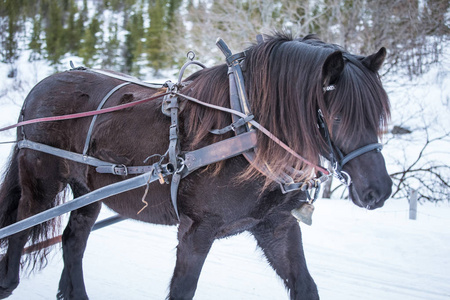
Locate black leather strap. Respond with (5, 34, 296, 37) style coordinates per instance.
(18, 139, 163, 177)
(170, 173, 181, 220)
(95, 165, 155, 176)
(0, 166, 168, 240)
(183, 131, 257, 174)
(18, 139, 115, 168)
(83, 82, 130, 156)
(340, 143, 383, 167)
(226, 51, 248, 65)
(210, 115, 254, 135)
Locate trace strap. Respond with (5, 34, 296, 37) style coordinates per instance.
(0, 167, 170, 240)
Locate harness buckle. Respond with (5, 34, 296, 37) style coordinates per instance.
(108, 164, 128, 176)
(119, 164, 128, 176)
(153, 164, 168, 185)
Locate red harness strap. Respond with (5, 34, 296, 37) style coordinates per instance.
(0, 92, 170, 133)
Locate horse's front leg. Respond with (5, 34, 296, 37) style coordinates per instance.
(57, 184, 101, 300)
(169, 215, 218, 300)
(250, 212, 319, 300)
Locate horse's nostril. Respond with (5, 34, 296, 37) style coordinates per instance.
(361, 183, 392, 209)
(367, 191, 376, 201)
(364, 190, 379, 207)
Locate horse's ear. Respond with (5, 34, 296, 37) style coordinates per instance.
(362, 47, 386, 72)
(322, 51, 344, 86)
(256, 34, 265, 44)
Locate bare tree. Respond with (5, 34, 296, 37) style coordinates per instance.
(387, 128, 450, 203)
(179, 0, 449, 77)
(181, 0, 325, 63)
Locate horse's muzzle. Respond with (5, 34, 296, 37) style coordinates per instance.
(349, 177, 392, 210)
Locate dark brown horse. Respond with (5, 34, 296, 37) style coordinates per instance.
(0, 33, 391, 299)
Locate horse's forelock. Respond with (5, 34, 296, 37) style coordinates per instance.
(243, 35, 342, 183)
(326, 56, 390, 148)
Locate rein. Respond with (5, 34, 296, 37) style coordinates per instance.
(1, 69, 328, 178)
(0, 91, 171, 133)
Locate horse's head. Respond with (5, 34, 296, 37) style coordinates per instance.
(186, 33, 392, 209)
(319, 47, 392, 209)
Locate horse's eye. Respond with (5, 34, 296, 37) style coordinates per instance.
(334, 116, 342, 123)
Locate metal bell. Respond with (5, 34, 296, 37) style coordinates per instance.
(291, 203, 315, 226)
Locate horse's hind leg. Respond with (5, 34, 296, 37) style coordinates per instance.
(169, 216, 218, 300)
(250, 213, 319, 300)
(0, 229, 28, 298)
(0, 150, 66, 298)
(57, 182, 101, 300)
(0, 149, 23, 298)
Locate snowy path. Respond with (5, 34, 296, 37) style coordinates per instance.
(6, 199, 450, 300)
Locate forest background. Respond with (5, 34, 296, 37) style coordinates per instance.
(0, 0, 449, 202)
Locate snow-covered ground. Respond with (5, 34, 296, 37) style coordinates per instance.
(4, 199, 450, 300)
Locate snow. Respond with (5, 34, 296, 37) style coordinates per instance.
(4, 199, 450, 300)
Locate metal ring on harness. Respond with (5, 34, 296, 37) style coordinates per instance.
(187, 50, 196, 61)
(175, 157, 186, 174)
(333, 168, 352, 186)
(177, 52, 206, 84)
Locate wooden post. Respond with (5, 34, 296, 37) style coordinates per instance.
(409, 189, 418, 220)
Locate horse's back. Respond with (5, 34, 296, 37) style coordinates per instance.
(21, 69, 162, 143)
(18, 69, 177, 224)
(23, 70, 144, 122)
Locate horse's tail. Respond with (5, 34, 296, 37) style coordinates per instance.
(0, 146, 65, 272)
(0, 147, 22, 243)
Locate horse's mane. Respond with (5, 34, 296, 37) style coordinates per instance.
(182, 32, 390, 187)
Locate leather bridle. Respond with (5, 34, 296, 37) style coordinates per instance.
(317, 108, 383, 186)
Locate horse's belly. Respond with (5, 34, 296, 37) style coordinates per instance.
(100, 182, 178, 226)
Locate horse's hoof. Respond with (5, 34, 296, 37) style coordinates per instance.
(0, 284, 16, 299)
(0, 276, 19, 299)
(57, 290, 89, 300)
